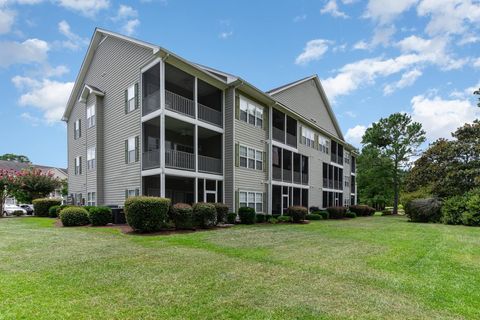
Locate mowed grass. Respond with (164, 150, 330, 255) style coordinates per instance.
(1, 216, 480, 319)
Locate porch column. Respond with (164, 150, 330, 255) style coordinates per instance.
(160, 59, 166, 198)
(194, 125, 198, 172)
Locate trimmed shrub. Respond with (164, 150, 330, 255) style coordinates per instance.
(88, 206, 112, 226)
(306, 213, 322, 220)
(309, 206, 320, 213)
(287, 206, 308, 223)
(124, 196, 171, 232)
(214, 203, 229, 224)
(32, 198, 62, 217)
(327, 207, 347, 219)
(345, 212, 357, 218)
(60, 207, 90, 227)
(192, 203, 217, 228)
(312, 210, 329, 220)
(83, 206, 95, 213)
(272, 214, 281, 220)
(405, 198, 442, 223)
(226, 212, 237, 224)
(170, 203, 194, 229)
(441, 195, 466, 225)
(238, 207, 256, 224)
(463, 194, 480, 226)
(256, 213, 266, 223)
(268, 217, 278, 224)
(49, 205, 61, 218)
(349, 205, 376, 217)
(277, 215, 291, 223)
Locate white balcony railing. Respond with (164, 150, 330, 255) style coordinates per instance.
(165, 149, 195, 171)
(198, 155, 222, 174)
(142, 149, 160, 170)
(198, 103, 222, 127)
(165, 90, 195, 118)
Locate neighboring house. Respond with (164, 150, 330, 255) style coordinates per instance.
(0, 160, 67, 205)
(62, 28, 357, 213)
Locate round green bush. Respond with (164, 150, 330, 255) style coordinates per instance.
(306, 213, 322, 220)
(60, 207, 90, 227)
(345, 211, 357, 218)
(349, 205, 376, 216)
(277, 215, 291, 223)
(238, 207, 256, 224)
(170, 203, 194, 229)
(327, 207, 347, 219)
(226, 212, 237, 224)
(192, 203, 217, 228)
(405, 198, 442, 223)
(463, 194, 480, 226)
(124, 196, 171, 232)
(287, 206, 308, 223)
(88, 206, 112, 226)
(214, 203, 229, 224)
(49, 205, 61, 218)
(312, 210, 329, 219)
(441, 195, 467, 225)
(32, 198, 62, 217)
(256, 213, 266, 223)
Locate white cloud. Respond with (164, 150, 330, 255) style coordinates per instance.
(113, 4, 137, 20)
(121, 18, 139, 35)
(353, 26, 396, 50)
(321, 0, 349, 18)
(56, 0, 109, 17)
(13, 77, 74, 123)
(364, 0, 417, 24)
(58, 20, 89, 50)
(20, 112, 41, 126)
(0, 8, 15, 34)
(295, 39, 331, 65)
(344, 111, 356, 118)
(0, 38, 49, 67)
(383, 68, 422, 95)
(219, 31, 233, 39)
(293, 14, 306, 22)
(474, 57, 480, 68)
(353, 40, 368, 50)
(345, 125, 367, 146)
(410, 93, 480, 142)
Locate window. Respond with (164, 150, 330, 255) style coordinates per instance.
(126, 136, 138, 163)
(239, 96, 264, 128)
(74, 119, 81, 139)
(87, 147, 96, 170)
(344, 175, 350, 187)
(239, 144, 263, 170)
(127, 84, 136, 112)
(301, 127, 315, 148)
(87, 192, 96, 206)
(75, 193, 83, 206)
(74, 156, 82, 175)
(319, 136, 329, 154)
(239, 191, 263, 213)
(126, 188, 140, 199)
(87, 104, 95, 128)
(345, 152, 350, 164)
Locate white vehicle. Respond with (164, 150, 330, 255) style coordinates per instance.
(3, 204, 27, 216)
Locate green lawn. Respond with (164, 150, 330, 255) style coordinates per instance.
(1, 216, 480, 319)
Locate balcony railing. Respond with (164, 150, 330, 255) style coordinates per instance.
(198, 155, 222, 174)
(283, 169, 292, 182)
(165, 149, 195, 171)
(273, 127, 285, 143)
(143, 91, 160, 116)
(142, 149, 160, 170)
(293, 171, 301, 184)
(286, 133, 297, 147)
(273, 166, 282, 181)
(198, 103, 222, 127)
(165, 90, 195, 118)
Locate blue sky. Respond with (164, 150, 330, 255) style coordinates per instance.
(0, 0, 479, 168)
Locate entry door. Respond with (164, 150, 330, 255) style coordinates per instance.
(206, 191, 216, 203)
(282, 194, 289, 214)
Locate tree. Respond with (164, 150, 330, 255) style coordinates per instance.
(362, 113, 426, 214)
(0, 169, 16, 216)
(474, 87, 480, 108)
(11, 168, 61, 203)
(357, 145, 395, 210)
(0, 153, 30, 163)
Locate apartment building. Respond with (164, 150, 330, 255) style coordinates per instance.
(63, 28, 357, 213)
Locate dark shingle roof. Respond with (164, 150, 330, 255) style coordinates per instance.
(0, 160, 66, 174)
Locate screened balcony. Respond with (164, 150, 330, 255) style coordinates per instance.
(165, 176, 195, 205)
(165, 63, 195, 118)
(272, 109, 285, 143)
(143, 175, 160, 197)
(142, 63, 160, 116)
(165, 117, 195, 171)
(142, 117, 160, 170)
(198, 79, 222, 127)
(198, 127, 222, 175)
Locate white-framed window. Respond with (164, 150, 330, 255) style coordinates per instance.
(87, 104, 95, 128)
(319, 136, 329, 154)
(127, 84, 136, 112)
(344, 175, 350, 187)
(239, 96, 264, 128)
(126, 188, 140, 199)
(74, 156, 82, 175)
(239, 144, 263, 170)
(301, 127, 315, 148)
(239, 191, 263, 213)
(345, 152, 350, 164)
(87, 147, 96, 170)
(126, 136, 138, 163)
(87, 192, 96, 206)
(74, 119, 81, 139)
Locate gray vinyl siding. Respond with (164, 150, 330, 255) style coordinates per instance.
(272, 79, 341, 139)
(68, 36, 154, 206)
(68, 98, 86, 198)
(85, 93, 97, 197)
(224, 87, 235, 211)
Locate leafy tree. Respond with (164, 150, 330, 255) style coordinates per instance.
(60, 179, 68, 197)
(0, 169, 16, 216)
(0, 153, 30, 163)
(362, 113, 426, 214)
(357, 145, 395, 210)
(11, 168, 61, 203)
(474, 87, 480, 108)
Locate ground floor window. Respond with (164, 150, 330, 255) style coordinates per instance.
(87, 192, 96, 206)
(126, 188, 140, 199)
(272, 185, 308, 215)
(239, 191, 263, 213)
(74, 193, 83, 206)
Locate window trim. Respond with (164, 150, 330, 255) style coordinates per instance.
(74, 119, 81, 140)
(127, 136, 136, 164)
(87, 192, 96, 206)
(239, 95, 264, 128)
(239, 144, 263, 170)
(239, 190, 264, 213)
(301, 126, 315, 148)
(126, 187, 140, 199)
(127, 84, 136, 113)
(86, 104, 96, 128)
(87, 147, 96, 170)
(74, 156, 82, 175)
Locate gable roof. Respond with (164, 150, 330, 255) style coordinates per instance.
(0, 160, 67, 177)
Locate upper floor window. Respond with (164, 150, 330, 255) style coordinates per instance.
(87, 147, 96, 170)
(345, 152, 350, 164)
(319, 136, 329, 154)
(125, 136, 139, 164)
(301, 127, 315, 148)
(239, 191, 263, 213)
(239, 96, 263, 128)
(87, 192, 96, 206)
(74, 156, 82, 175)
(87, 104, 95, 128)
(125, 83, 138, 113)
(239, 144, 263, 170)
(74, 119, 81, 140)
